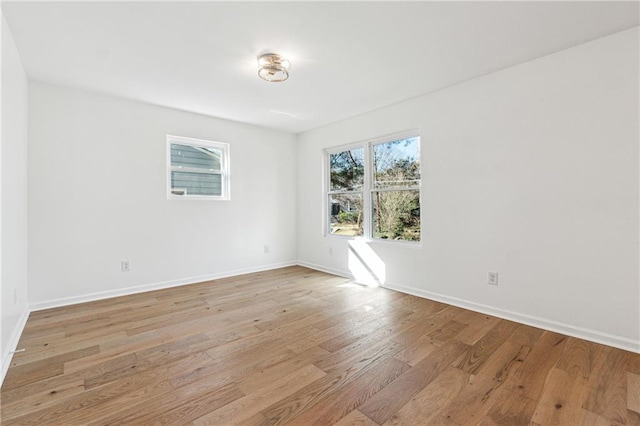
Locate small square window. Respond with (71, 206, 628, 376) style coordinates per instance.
(167, 135, 230, 200)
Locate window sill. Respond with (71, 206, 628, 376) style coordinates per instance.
(325, 234, 423, 248)
(167, 194, 229, 201)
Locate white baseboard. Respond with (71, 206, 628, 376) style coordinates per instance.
(297, 262, 639, 354)
(29, 261, 298, 312)
(1, 307, 30, 385)
(382, 281, 640, 354)
(296, 261, 354, 280)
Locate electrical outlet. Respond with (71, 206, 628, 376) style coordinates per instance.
(329, 247, 333, 255)
(264, 245, 270, 254)
(121, 260, 131, 272)
(487, 272, 498, 286)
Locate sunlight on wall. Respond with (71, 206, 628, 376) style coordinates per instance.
(347, 240, 385, 287)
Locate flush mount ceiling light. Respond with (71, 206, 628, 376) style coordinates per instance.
(257, 53, 290, 83)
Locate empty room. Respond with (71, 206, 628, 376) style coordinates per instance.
(1, 1, 639, 424)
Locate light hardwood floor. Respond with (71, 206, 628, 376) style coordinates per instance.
(1, 266, 639, 425)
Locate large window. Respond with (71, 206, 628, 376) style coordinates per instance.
(327, 134, 421, 242)
(167, 135, 230, 200)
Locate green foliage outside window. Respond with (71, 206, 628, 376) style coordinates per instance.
(372, 138, 421, 241)
(327, 136, 420, 241)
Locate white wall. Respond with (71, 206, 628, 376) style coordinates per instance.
(1, 12, 30, 377)
(28, 83, 297, 307)
(297, 28, 640, 352)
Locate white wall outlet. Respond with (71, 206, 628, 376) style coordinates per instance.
(264, 245, 270, 254)
(121, 260, 131, 272)
(329, 247, 333, 255)
(488, 271, 498, 286)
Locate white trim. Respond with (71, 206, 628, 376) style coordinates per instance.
(370, 186, 420, 193)
(1, 308, 30, 386)
(298, 262, 639, 354)
(325, 128, 422, 154)
(325, 141, 366, 156)
(170, 166, 222, 175)
(365, 237, 422, 249)
(382, 281, 640, 354)
(167, 134, 223, 148)
(365, 128, 422, 147)
(29, 261, 296, 312)
(296, 260, 354, 281)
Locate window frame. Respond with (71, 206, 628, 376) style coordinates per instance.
(166, 135, 230, 201)
(324, 130, 422, 245)
(326, 144, 366, 237)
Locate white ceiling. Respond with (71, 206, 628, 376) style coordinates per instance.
(3, 1, 638, 134)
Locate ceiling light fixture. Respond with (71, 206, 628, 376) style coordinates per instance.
(257, 53, 290, 83)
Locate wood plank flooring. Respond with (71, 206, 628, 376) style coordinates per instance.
(1, 266, 639, 425)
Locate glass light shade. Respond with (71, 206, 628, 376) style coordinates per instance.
(257, 53, 290, 82)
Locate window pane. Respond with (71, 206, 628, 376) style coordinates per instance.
(330, 148, 364, 191)
(168, 136, 229, 200)
(373, 137, 420, 188)
(171, 143, 221, 171)
(171, 171, 222, 196)
(372, 190, 420, 241)
(329, 193, 363, 236)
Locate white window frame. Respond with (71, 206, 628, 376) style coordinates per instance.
(325, 130, 421, 245)
(167, 135, 230, 200)
(326, 143, 366, 237)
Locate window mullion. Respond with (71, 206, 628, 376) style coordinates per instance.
(171, 166, 221, 175)
(364, 142, 374, 239)
(328, 189, 363, 195)
(370, 186, 421, 193)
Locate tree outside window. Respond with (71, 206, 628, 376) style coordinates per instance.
(372, 137, 420, 241)
(326, 135, 421, 243)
